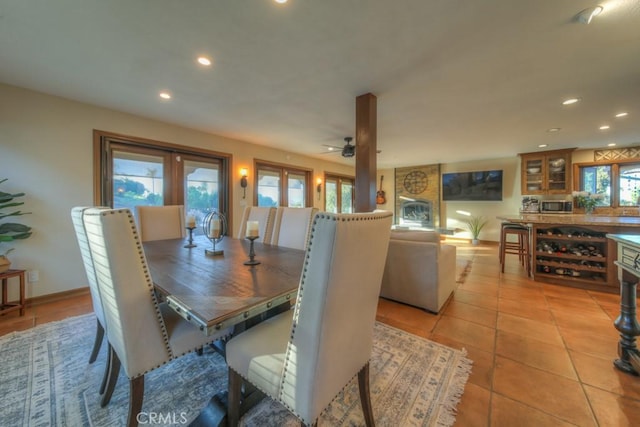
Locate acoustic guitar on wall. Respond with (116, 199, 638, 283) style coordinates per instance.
(376, 175, 386, 204)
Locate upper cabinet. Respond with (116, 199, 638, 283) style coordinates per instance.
(519, 148, 575, 195)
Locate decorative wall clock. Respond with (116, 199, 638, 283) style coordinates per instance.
(403, 170, 428, 194)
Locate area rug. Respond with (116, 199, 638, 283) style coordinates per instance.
(0, 314, 471, 426)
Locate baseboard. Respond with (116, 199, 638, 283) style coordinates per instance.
(27, 287, 90, 306)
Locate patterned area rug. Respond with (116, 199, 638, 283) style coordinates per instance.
(0, 314, 471, 426)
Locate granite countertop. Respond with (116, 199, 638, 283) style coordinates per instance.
(497, 214, 640, 227)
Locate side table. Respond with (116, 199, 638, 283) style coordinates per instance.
(0, 269, 26, 316)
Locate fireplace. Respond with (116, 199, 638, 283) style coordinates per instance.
(400, 199, 433, 228)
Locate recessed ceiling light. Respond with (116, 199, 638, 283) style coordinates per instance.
(608, 143, 617, 147)
(599, 125, 610, 130)
(274, 0, 287, 3)
(547, 128, 561, 133)
(562, 97, 581, 105)
(328, 147, 334, 151)
(538, 144, 549, 148)
(576, 5, 603, 24)
(159, 92, 172, 100)
(615, 112, 628, 118)
(197, 56, 212, 66)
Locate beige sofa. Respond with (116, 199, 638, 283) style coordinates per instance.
(380, 230, 457, 313)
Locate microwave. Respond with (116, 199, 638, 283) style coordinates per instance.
(541, 200, 573, 213)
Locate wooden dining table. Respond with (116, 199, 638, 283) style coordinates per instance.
(143, 235, 305, 336)
(143, 235, 305, 426)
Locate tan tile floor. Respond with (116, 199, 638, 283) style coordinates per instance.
(375, 241, 640, 426)
(1, 241, 640, 425)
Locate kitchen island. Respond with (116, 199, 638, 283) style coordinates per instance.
(497, 214, 640, 293)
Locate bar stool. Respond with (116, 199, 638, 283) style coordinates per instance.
(500, 222, 531, 276)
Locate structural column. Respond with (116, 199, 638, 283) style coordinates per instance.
(354, 93, 377, 213)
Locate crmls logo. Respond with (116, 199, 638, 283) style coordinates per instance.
(136, 412, 188, 425)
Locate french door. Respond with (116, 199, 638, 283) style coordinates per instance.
(94, 131, 230, 234)
(324, 174, 354, 213)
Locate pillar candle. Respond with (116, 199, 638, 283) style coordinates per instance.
(210, 218, 221, 238)
(186, 215, 196, 228)
(246, 220, 259, 238)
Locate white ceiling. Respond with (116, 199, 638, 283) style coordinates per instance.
(1, 0, 639, 168)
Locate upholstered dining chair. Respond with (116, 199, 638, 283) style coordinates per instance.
(236, 206, 276, 244)
(71, 206, 114, 397)
(226, 211, 393, 427)
(135, 204, 186, 242)
(71, 207, 108, 365)
(270, 206, 318, 250)
(82, 207, 230, 427)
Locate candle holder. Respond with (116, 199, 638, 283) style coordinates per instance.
(244, 235, 261, 265)
(184, 226, 197, 248)
(202, 211, 227, 257)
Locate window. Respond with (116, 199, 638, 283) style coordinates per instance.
(619, 164, 640, 206)
(94, 131, 230, 235)
(324, 173, 354, 213)
(255, 161, 312, 207)
(575, 160, 640, 208)
(578, 165, 611, 206)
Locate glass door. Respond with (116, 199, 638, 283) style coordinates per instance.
(111, 146, 171, 214)
(183, 158, 221, 235)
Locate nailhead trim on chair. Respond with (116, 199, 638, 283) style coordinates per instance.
(89, 208, 229, 381)
(274, 211, 392, 425)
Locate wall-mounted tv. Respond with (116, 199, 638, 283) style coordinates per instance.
(442, 170, 503, 201)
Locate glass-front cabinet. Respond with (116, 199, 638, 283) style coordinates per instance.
(520, 149, 575, 195)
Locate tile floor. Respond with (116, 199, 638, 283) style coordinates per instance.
(375, 241, 640, 426)
(2, 241, 640, 425)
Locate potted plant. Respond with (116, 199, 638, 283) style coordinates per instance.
(464, 215, 488, 245)
(572, 191, 604, 215)
(0, 178, 32, 272)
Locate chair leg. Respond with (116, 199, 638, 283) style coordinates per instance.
(89, 319, 104, 364)
(101, 346, 121, 407)
(99, 341, 112, 395)
(127, 376, 144, 427)
(357, 362, 375, 427)
(227, 368, 242, 427)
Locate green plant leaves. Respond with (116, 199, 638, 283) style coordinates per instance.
(1, 179, 32, 246)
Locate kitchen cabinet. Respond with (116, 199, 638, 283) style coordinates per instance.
(520, 148, 575, 195)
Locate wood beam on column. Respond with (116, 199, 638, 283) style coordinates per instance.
(355, 93, 377, 213)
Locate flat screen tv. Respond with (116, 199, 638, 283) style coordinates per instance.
(442, 170, 503, 201)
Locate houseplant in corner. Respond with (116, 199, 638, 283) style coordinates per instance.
(464, 215, 488, 245)
(0, 178, 32, 272)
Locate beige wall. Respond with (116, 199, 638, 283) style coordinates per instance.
(2, 82, 625, 298)
(0, 83, 353, 297)
(377, 148, 631, 243)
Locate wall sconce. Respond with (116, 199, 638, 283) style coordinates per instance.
(240, 168, 248, 199)
(316, 178, 322, 200)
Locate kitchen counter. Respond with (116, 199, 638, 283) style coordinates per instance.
(497, 213, 640, 227)
(497, 213, 640, 293)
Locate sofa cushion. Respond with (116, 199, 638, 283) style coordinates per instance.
(390, 230, 440, 243)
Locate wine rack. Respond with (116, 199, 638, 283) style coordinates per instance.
(534, 226, 608, 285)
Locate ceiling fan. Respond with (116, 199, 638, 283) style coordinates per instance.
(321, 137, 381, 158)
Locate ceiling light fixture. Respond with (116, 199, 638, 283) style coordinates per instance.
(576, 5, 603, 24)
(608, 143, 617, 147)
(562, 97, 581, 105)
(615, 112, 629, 118)
(547, 128, 561, 133)
(599, 125, 610, 130)
(197, 56, 212, 66)
(159, 92, 172, 100)
(274, 0, 288, 3)
(538, 144, 549, 148)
